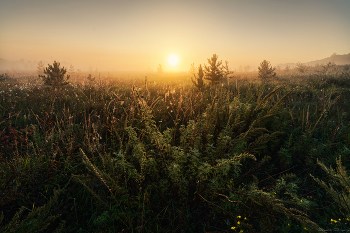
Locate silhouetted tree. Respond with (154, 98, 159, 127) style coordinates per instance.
(69, 65, 75, 74)
(191, 64, 205, 90)
(189, 62, 196, 74)
(222, 60, 234, 80)
(204, 54, 224, 85)
(37, 60, 45, 76)
(39, 61, 70, 87)
(258, 60, 276, 82)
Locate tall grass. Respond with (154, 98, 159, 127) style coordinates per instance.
(1, 67, 350, 232)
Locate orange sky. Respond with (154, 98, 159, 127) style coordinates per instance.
(1, 0, 349, 72)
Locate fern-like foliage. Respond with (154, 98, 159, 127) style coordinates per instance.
(311, 156, 350, 218)
(71, 85, 320, 231)
(0, 189, 65, 233)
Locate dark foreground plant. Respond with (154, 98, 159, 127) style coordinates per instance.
(0, 189, 65, 233)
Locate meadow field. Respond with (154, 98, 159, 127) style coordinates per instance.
(1, 63, 350, 232)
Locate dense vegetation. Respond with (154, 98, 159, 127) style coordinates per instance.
(1, 61, 350, 232)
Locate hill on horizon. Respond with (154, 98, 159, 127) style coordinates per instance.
(277, 53, 350, 69)
(304, 53, 350, 66)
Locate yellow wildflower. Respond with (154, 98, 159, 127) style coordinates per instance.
(237, 216, 241, 218)
(237, 221, 241, 225)
(231, 226, 236, 230)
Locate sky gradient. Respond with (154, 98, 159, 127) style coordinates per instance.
(1, 0, 349, 72)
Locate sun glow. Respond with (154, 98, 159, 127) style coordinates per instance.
(168, 54, 179, 66)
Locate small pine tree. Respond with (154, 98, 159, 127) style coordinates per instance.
(222, 60, 233, 80)
(37, 60, 45, 76)
(39, 61, 70, 87)
(191, 64, 205, 90)
(204, 54, 224, 85)
(68, 65, 75, 74)
(258, 60, 276, 82)
(189, 62, 196, 74)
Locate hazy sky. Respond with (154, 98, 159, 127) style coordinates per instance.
(1, 0, 349, 71)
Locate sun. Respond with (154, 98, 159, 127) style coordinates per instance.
(168, 54, 179, 66)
